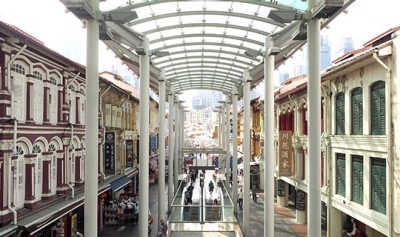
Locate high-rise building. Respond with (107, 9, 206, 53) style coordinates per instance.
(192, 90, 223, 110)
(335, 37, 354, 59)
(320, 35, 332, 70)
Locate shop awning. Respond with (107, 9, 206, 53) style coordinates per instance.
(110, 175, 131, 192)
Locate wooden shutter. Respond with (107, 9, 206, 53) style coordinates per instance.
(69, 91, 76, 124)
(49, 87, 58, 124)
(336, 153, 346, 197)
(371, 158, 386, 214)
(351, 155, 363, 204)
(371, 81, 385, 135)
(336, 93, 345, 135)
(112, 105, 117, 127)
(105, 104, 112, 127)
(12, 75, 25, 121)
(351, 88, 363, 135)
(34, 81, 44, 123)
(116, 107, 122, 128)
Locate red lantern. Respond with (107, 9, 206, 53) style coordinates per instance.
(100, 193, 107, 199)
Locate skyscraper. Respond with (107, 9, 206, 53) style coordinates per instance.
(335, 37, 354, 59)
(320, 35, 332, 70)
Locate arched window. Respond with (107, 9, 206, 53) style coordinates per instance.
(33, 70, 44, 123)
(351, 87, 363, 135)
(335, 92, 345, 135)
(49, 75, 59, 124)
(371, 81, 385, 135)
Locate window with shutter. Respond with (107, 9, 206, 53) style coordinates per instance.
(371, 81, 385, 135)
(336, 93, 345, 135)
(351, 155, 363, 204)
(69, 89, 76, 124)
(105, 104, 112, 127)
(49, 76, 59, 124)
(12, 75, 25, 121)
(336, 153, 346, 197)
(116, 107, 122, 128)
(112, 105, 117, 127)
(371, 157, 386, 214)
(33, 78, 44, 123)
(351, 88, 363, 135)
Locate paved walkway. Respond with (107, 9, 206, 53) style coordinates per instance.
(98, 174, 327, 237)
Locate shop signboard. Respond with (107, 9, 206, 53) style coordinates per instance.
(278, 131, 294, 176)
(277, 179, 285, 196)
(296, 190, 306, 211)
(150, 135, 157, 151)
(70, 213, 78, 237)
(104, 132, 115, 174)
(126, 139, 134, 168)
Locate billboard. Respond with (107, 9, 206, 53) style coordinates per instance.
(126, 140, 134, 168)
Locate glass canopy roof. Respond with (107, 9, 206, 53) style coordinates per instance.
(99, 0, 348, 96)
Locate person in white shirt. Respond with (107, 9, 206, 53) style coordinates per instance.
(237, 188, 244, 210)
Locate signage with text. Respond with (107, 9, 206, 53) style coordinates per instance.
(126, 140, 134, 168)
(278, 130, 294, 176)
(104, 132, 115, 174)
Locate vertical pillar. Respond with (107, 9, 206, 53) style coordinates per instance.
(232, 88, 238, 213)
(328, 206, 343, 237)
(243, 70, 251, 235)
(180, 105, 184, 174)
(158, 70, 166, 223)
(225, 100, 230, 188)
(168, 92, 174, 213)
(220, 103, 225, 174)
(307, 1, 321, 235)
(174, 98, 179, 191)
(138, 37, 150, 237)
(26, 82, 34, 122)
(84, 0, 99, 236)
(264, 36, 275, 237)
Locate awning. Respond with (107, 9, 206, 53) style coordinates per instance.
(110, 175, 131, 192)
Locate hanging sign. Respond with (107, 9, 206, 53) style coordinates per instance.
(278, 130, 294, 176)
(104, 132, 115, 174)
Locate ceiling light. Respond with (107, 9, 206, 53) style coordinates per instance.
(311, 0, 344, 18)
(267, 47, 281, 56)
(135, 47, 146, 55)
(244, 49, 263, 58)
(267, 10, 303, 24)
(151, 51, 169, 57)
(102, 9, 138, 24)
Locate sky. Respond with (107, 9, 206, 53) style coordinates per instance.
(1, 0, 399, 106)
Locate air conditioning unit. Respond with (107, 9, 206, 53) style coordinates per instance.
(311, 0, 344, 19)
(60, 0, 97, 19)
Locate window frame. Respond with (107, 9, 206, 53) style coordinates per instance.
(336, 153, 346, 197)
(335, 92, 345, 135)
(370, 81, 385, 135)
(351, 87, 363, 135)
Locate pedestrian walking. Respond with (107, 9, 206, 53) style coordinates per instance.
(237, 188, 244, 210)
(208, 180, 214, 194)
(252, 185, 257, 203)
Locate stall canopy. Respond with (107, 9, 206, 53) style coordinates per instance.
(110, 175, 131, 192)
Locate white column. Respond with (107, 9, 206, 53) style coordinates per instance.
(307, 1, 322, 235)
(168, 92, 174, 213)
(243, 70, 251, 235)
(158, 70, 166, 223)
(232, 87, 238, 214)
(264, 36, 275, 237)
(180, 105, 184, 174)
(218, 110, 222, 150)
(225, 100, 231, 188)
(138, 37, 150, 237)
(221, 103, 226, 175)
(84, 1, 99, 236)
(174, 98, 179, 191)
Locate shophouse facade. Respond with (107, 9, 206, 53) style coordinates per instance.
(272, 26, 400, 237)
(0, 21, 160, 236)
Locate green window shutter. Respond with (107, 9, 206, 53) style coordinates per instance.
(351, 88, 363, 135)
(336, 153, 346, 197)
(371, 158, 386, 214)
(351, 155, 363, 204)
(336, 93, 345, 135)
(371, 81, 385, 135)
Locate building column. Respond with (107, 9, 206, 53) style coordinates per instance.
(307, 0, 322, 234)
(243, 70, 251, 235)
(158, 70, 166, 222)
(138, 36, 150, 237)
(220, 103, 226, 174)
(168, 91, 174, 213)
(264, 36, 275, 237)
(180, 104, 184, 174)
(84, 0, 100, 235)
(328, 206, 342, 237)
(232, 88, 238, 213)
(277, 180, 288, 207)
(225, 100, 230, 188)
(296, 190, 307, 224)
(173, 97, 179, 192)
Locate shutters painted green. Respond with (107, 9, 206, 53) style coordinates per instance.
(371, 81, 385, 135)
(336, 93, 345, 135)
(351, 155, 363, 204)
(336, 153, 346, 197)
(371, 158, 386, 214)
(351, 88, 363, 135)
